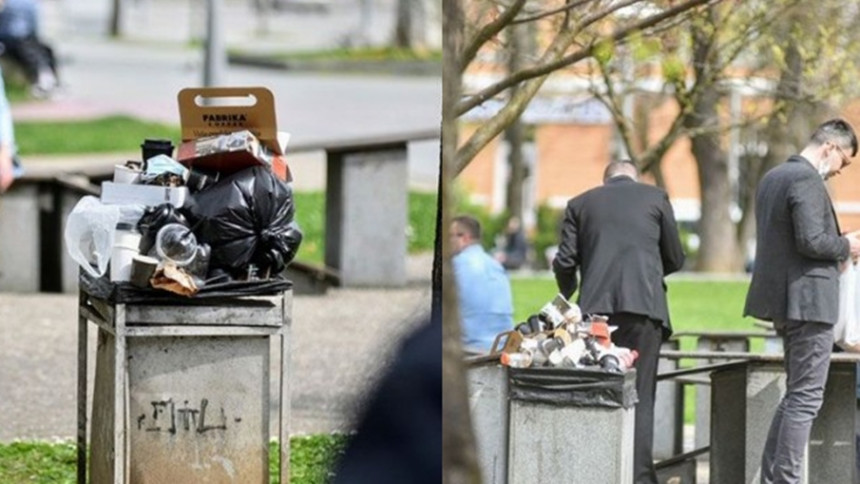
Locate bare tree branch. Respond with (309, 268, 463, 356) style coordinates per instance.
(591, 59, 640, 163)
(460, 0, 528, 73)
(511, 0, 604, 25)
(456, 0, 720, 117)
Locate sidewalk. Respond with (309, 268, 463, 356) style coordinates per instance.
(0, 254, 433, 442)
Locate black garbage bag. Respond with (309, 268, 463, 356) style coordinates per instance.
(183, 166, 303, 278)
(508, 367, 638, 408)
(136, 203, 189, 255)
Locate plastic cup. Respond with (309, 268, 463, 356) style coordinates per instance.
(141, 138, 175, 163)
(155, 223, 197, 266)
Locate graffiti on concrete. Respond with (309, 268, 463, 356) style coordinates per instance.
(136, 398, 229, 434)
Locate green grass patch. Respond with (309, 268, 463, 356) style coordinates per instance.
(293, 191, 326, 265)
(292, 191, 436, 266)
(5, 78, 30, 102)
(510, 276, 756, 425)
(407, 191, 439, 253)
(283, 434, 350, 483)
(0, 441, 77, 484)
(15, 116, 181, 156)
(0, 435, 349, 484)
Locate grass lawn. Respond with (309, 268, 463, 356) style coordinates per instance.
(15, 116, 182, 156)
(0, 435, 349, 484)
(510, 275, 756, 424)
(293, 191, 437, 266)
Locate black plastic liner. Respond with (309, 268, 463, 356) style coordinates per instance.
(508, 366, 638, 409)
(183, 166, 302, 279)
(80, 271, 291, 304)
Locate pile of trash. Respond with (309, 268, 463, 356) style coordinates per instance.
(64, 87, 302, 297)
(499, 295, 638, 373)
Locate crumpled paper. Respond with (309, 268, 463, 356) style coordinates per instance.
(150, 261, 198, 296)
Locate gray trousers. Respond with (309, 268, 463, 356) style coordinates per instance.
(761, 320, 833, 484)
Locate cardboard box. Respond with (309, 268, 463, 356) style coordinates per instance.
(177, 87, 291, 181)
(177, 129, 272, 174)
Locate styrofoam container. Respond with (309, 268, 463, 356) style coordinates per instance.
(101, 182, 188, 207)
(113, 164, 141, 184)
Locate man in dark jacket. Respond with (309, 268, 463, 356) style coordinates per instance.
(552, 159, 685, 484)
(745, 118, 860, 483)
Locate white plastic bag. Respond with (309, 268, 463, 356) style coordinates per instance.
(835, 262, 860, 352)
(63, 196, 121, 277)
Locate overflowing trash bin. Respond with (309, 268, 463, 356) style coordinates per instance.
(475, 294, 639, 484)
(507, 367, 637, 484)
(70, 87, 300, 484)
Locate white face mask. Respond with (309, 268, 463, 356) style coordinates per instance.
(818, 159, 830, 179)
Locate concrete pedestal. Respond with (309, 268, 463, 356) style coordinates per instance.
(467, 361, 508, 484)
(710, 356, 860, 484)
(325, 145, 408, 287)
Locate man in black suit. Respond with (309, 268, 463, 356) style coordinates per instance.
(553, 159, 685, 484)
(745, 118, 860, 483)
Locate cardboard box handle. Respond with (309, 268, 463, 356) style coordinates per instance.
(178, 87, 278, 146)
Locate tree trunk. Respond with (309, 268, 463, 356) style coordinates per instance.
(736, 35, 824, 258)
(394, 0, 427, 49)
(691, 113, 740, 272)
(109, 0, 123, 38)
(685, 13, 742, 272)
(505, 22, 529, 220)
(442, 1, 481, 482)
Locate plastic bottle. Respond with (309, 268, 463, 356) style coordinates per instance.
(501, 351, 533, 368)
(599, 353, 623, 373)
(610, 346, 639, 371)
(538, 337, 564, 357)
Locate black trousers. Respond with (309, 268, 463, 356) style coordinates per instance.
(609, 312, 663, 484)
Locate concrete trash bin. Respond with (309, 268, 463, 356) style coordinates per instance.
(507, 367, 637, 484)
(467, 359, 509, 484)
(78, 288, 291, 484)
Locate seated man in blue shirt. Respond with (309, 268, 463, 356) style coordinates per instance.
(450, 214, 514, 353)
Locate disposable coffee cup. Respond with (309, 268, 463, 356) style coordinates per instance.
(141, 138, 175, 163)
(110, 223, 142, 282)
(130, 255, 159, 288)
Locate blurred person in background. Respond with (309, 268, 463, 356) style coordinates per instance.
(331, 315, 440, 484)
(0, 0, 57, 97)
(0, 64, 16, 192)
(494, 215, 529, 271)
(451, 214, 514, 353)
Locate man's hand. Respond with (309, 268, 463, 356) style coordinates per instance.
(845, 231, 860, 260)
(0, 147, 12, 193)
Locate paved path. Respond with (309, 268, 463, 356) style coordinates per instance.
(0, 255, 433, 441)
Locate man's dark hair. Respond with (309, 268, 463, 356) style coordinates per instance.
(810, 118, 859, 156)
(603, 159, 639, 182)
(452, 215, 481, 240)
